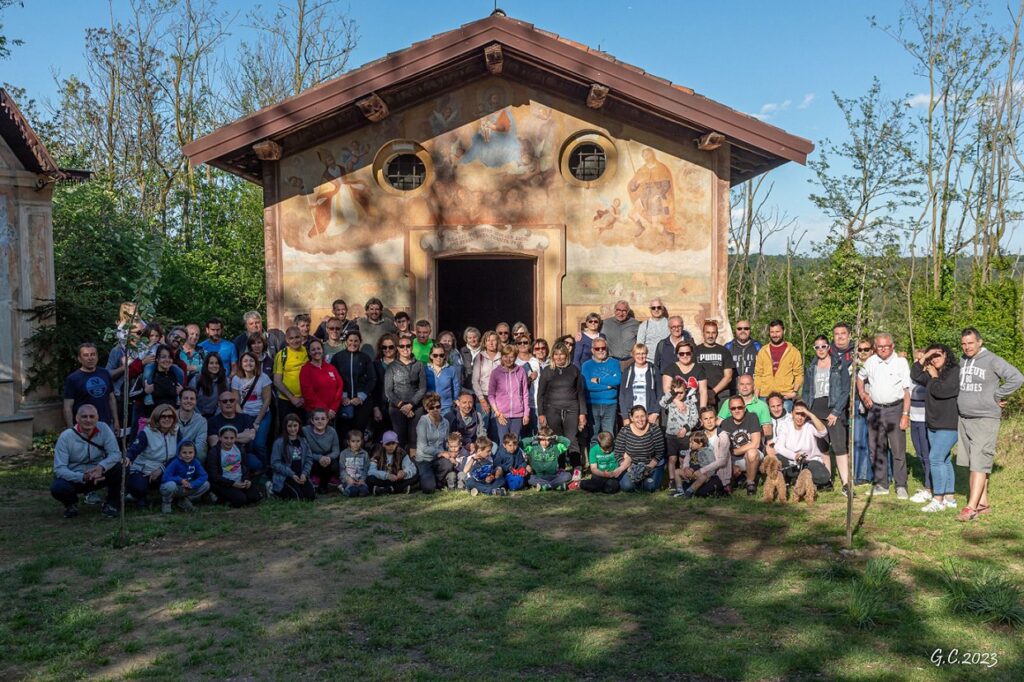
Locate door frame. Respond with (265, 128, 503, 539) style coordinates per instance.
(405, 225, 565, 341)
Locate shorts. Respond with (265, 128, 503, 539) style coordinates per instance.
(957, 416, 999, 473)
(732, 450, 764, 472)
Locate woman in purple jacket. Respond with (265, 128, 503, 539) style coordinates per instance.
(487, 344, 530, 442)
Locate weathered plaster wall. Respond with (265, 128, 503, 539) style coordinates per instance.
(269, 78, 729, 336)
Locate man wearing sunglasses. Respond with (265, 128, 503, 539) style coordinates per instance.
(725, 319, 761, 391)
(636, 298, 670, 353)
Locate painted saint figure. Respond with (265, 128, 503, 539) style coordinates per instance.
(627, 147, 678, 245)
(308, 149, 369, 239)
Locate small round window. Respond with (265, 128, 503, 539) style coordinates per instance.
(385, 153, 426, 190)
(568, 143, 607, 181)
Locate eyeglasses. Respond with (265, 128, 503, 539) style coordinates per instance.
(729, 406, 745, 412)
(397, 344, 412, 349)
(857, 347, 872, 353)
(381, 344, 396, 350)
(516, 340, 530, 345)
(587, 319, 600, 324)
(876, 344, 893, 350)
(430, 353, 446, 358)
(533, 345, 546, 351)
(650, 306, 663, 311)
(669, 325, 683, 330)
(813, 345, 829, 350)
(497, 331, 510, 336)
(736, 326, 750, 331)
(158, 414, 175, 420)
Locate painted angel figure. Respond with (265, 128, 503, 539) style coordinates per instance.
(593, 198, 623, 232)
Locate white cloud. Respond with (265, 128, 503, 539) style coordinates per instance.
(798, 93, 815, 109)
(907, 93, 933, 108)
(751, 99, 792, 120)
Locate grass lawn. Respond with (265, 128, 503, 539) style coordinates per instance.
(2, 422, 1023, 681)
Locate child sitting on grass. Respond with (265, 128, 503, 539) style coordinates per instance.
(367, 430, 419, 495)
(463, 436, 509, 496)
(446, 432, 473, 490)
(159, 440, 209, 512)
(270, 413, 316, 501)
(673, 419, 729, 498)
(521, 427, 572, 491)
(580, 431, 629, 494)
(304, 408, 340, 492)
(206, 425, 261, 508)
(339, 430, 370, 497)
(500, 432, 528, 491)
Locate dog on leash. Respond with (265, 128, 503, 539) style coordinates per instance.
(759, 453, 787, 503)
(792, 467, 817, 504)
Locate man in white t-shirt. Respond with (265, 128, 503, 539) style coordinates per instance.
(856, 333, 912, 499)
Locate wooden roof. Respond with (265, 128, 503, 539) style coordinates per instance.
(0, 88, 63, 177)
(184, 12, 813, 186)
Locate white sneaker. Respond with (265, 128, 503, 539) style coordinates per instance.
(943, 498, 958, 509)
(921, 499, 945, 512)
(910, 490, 932, 503)
(896, 487, 909, 500)
(83, 490, 104, 505)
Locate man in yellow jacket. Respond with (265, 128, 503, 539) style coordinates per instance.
(754, 320, 803, 410)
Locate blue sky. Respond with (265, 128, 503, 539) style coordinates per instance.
(2, 0, 1003, 252)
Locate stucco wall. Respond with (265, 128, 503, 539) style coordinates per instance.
(269, 78, 729, 337)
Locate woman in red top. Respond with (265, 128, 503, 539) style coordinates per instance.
(299, 339, 344, 420)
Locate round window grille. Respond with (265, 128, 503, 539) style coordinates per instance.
(385, 153, 427, 190)
(568, 142, 607, 181)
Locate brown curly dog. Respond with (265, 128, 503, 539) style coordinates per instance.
(759, 453, 787, 503)
(792, 468, 817, 504)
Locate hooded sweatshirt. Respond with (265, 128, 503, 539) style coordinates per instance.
(162, 442, 209, 488)
(958, 348, 1024, 419)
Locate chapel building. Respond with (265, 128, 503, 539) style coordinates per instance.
(185, 11, 812, 341)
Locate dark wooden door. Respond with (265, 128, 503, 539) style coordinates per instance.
(436, 257, 535, 340)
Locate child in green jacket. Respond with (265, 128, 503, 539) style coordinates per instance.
(521, 426, 573, 490)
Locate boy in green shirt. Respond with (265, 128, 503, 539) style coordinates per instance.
(580, 431, 628, 494)
(521, 427, 572, 490)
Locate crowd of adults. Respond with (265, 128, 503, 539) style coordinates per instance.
(54, 297, 1022, 523)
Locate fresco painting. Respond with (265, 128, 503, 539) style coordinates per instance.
(275, 78, 718, 321)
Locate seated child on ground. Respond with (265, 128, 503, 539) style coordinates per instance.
(303, 408, 340, 492)
(500, 432, 528, 491)
(521, 427, 573, 491)
(446, 432, 473, 490)
(269, 413, 316, 501)
(673, 431, 720, 498)
(463, 436, 509, 496)
(339, 430, 371, 498)
(367, 430, 419, 494)
(159, 440, 210, 512)
(580, 431, 628, 494)
(206, 425, 261, 508)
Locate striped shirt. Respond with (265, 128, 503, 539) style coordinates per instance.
(614, 424, 666, 467)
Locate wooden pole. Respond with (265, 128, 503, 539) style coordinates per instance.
(846, 265, 868, 549)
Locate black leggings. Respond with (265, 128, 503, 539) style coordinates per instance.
(543, 406, 581, 460)
(580, 475, 621, 494)
(336, 401, 373, 442)
(212, 482, 261, 508)
(389, 406, 423, 450)
(367, 474, 419, 494)
(277, 477, 316, 501)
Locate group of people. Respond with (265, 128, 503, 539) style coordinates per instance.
(54, 297, 1021, 523)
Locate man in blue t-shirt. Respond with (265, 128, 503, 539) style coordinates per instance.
(63, 343, 119, 429)
(198, 317, 237, 372)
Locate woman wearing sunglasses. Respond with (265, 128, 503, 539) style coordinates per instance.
(802, 334, 851, 496)
(425, 343, 462, 417)
(384, 335, 427, 453)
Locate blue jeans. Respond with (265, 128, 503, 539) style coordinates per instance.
(252, 414, 271, 467)
(342, 483, 370, 497)
(495, 417, 523, 443)
(854, 408, 872, 483)
(619, 462, 665, 493)
(465, 476, 507, 495)
(910, 421, 931, 491)
(588, 403, 618, 438)
(927, 428, 958, 496)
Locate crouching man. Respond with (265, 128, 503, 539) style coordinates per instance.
(51, 404, 123, 519)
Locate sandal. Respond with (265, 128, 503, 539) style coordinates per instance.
(976, 504, 991, 515)
(957, 506, 978, 522)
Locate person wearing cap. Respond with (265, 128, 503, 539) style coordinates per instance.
(367, 431, 419, 494)
(206, 424, 261, 507)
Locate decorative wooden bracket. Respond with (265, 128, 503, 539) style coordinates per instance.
(252, 140, 282, 161)
(356, 93, 390, 122)
(586, 84, 609, 109)
(484, 44, 503, 75)
(697, 132, 726, 151)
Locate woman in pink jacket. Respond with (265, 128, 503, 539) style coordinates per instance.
(488, 344, 530, 441)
